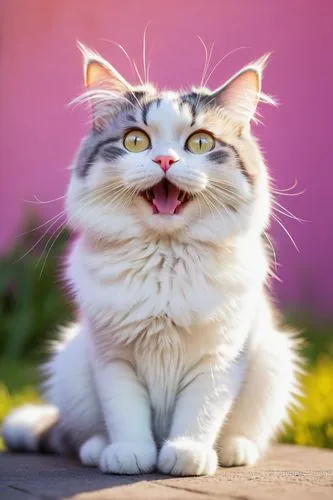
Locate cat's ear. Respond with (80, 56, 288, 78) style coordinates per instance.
(77, 42, 132, 130)
(211, 54, 271, 124)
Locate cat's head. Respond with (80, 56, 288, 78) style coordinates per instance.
(66, 44, 274, 244)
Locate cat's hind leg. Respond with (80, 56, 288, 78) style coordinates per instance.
(79, 434, 109, 466)
(218, 326, 299, 467)
(2, 324, 105, 458)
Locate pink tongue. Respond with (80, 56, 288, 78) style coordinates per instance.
(152, 181, 181, 214)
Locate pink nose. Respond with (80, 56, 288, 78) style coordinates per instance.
(153, 155, 178, 172)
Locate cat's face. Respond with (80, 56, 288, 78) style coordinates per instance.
(66, 47, 272, 244)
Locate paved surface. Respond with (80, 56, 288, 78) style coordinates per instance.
(0, 445, 332, 499)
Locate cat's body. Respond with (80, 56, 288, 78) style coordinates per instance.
(2, 46, 299, 476)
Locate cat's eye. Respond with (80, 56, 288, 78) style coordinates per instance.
(123, 129, 150, 153)
(186, 131, 215, 154)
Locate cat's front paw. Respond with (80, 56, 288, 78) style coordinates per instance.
(99, 441, 157, 474)
(158, 438, 217, 476)
(219, 435, 259, 467)
(79, 435, 108, 466)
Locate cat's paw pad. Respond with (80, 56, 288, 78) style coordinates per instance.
(219, 436, 259, 467)
(99, 441, 157, 474)
(79, 435, 108, 466)
(158, 438, 218, 476)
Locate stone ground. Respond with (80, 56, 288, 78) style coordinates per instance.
(0, 445, 332, 499)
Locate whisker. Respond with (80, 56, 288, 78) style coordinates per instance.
(132, 59, 144, 86)
(38, 219, 67, 277)
(19, 211, 66, 236)
(272, 214, 299, 252)
(272, 201, 307, 223)
(209, 184, 245, 201)
(38, 185, 123, 273)
(197, 36, 208, 88)
(87, 182, 139, 211)
(272, 189, 306, 197)
(197, 36, 214, 89)
(146, 61, 152, 82)
(143, 22, 151, 83)
(197, 192, 217, 217)
(272, 178, 299, 193)
(24, 194, 66, 205)
(195, 38, 215, 111)
(206, 190, 237, 223)
(208, 184, 247, 205)
(198, 191, 227, 221)
(203, 46, 249, 88)
(71, 89, 137, 111)
(100, 38, 144, 91)
(14, 212, 66, 263)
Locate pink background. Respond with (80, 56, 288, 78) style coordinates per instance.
(0, 0, 332, 315)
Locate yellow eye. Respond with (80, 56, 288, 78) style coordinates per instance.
(123, 129, 150, 152)
(186, 131, 215, 154)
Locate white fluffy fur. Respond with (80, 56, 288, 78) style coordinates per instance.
(2, 54, 299, 477)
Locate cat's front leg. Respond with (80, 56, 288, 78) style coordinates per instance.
(158, 357, 242, 476)
(94, 357, 157, 474)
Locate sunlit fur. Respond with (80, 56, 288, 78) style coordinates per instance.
(2, 50, 300, 477)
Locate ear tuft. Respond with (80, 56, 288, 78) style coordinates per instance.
(212, 53, 275, 123)
(76, 41, 132, 93)
(74, 42, 134, 131)
(251, 52, 272, 73)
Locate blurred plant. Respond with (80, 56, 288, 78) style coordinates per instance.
(0, 213, 73, 361)
(280, 356, 333, 449)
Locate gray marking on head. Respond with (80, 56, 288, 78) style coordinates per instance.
(208, 150, 229, 164)
(179, 92, 199, 127)
(77, 137, 123, 177)
(124, 90, 147, 105)
(76, 85, 158, 177)
(225, 143, 253, 183)
(141, 97, 163, 126)
(101, 145, 126, 162)
(126, 113, 137, 123)
(142, 100, 153, 125)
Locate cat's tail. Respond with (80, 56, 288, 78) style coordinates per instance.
(2, 404, 64, 454)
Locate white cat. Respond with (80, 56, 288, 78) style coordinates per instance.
(2, 45, 299, 476)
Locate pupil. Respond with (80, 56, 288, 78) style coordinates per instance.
(134, 136, 138, 146)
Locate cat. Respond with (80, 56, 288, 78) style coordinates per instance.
(2, 44, 300, 477)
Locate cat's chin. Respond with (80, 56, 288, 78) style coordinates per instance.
(141, 212, 189, 235)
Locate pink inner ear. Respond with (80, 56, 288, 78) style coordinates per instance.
(219, 69, 260, 119)
(86, 61, 113, 88)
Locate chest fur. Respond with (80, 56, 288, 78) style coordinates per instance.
(69, 238, 251, 331)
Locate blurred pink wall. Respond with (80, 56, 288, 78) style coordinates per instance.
(0, 0, 332, 315)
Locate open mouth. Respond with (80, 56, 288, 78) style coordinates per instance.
(140, 179, 193, 215)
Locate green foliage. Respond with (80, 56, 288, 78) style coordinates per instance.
(280, 356, 333, 449)
(0, 214, 73, 361)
